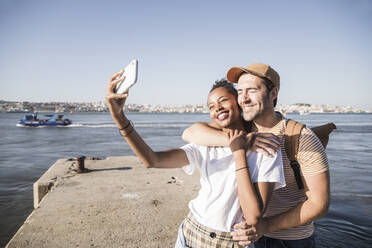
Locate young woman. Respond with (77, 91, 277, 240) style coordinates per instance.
(106, 70, 285, 248)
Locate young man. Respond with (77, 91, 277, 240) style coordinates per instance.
(183, 63, 330, 248)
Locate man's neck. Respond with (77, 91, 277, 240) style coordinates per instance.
(253, 111, 282, 132)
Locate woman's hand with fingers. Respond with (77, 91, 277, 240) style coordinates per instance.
(226, 129, 247, 153)
(106, 69, 130, 128)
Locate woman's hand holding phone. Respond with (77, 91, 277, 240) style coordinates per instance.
(106, 69, 130, 129)
(115, 59, 138, 94)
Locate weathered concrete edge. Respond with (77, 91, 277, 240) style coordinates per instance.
(7, 156, 114, 247)
(32, 156, 103, 208)
(33, 158, 72, 209)
(6, 155, 196, 247)
(6, 158, 73, 248)
(5, 205, 37, 248)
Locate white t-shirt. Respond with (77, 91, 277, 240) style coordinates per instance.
(181, 144, 285, 232)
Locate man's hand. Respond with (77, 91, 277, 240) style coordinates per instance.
(246, 132, 280, 157)
(231, 218, 269, 246)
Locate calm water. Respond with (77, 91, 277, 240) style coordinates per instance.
(0, 112, 372, 247)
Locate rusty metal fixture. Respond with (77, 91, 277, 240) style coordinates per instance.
(75, 156, 87, 173)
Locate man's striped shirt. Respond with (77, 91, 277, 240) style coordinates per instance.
(254, 118, 329, 240)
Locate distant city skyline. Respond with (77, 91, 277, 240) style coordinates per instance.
(1, 100, 369, 114)
(1, 0, 371, 110)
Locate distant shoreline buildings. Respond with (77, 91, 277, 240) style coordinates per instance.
(0, 100, 370, 114)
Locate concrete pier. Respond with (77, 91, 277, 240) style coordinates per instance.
(6, 156, 199, 247)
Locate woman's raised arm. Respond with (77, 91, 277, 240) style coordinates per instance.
(106, 70, 189, 169)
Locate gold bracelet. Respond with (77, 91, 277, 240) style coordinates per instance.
(235, 166, 249, 172)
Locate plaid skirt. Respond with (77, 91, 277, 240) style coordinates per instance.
(182, 212, 245, 248)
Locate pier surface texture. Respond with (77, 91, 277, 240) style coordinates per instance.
(6, 156, 199, 248)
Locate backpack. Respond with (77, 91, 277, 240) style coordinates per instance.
(284, 120, 336, 189)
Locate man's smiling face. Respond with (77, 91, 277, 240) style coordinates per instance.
(237, 73, 276, 122)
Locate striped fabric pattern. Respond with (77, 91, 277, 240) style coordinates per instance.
(182, 213, 245, 248)
(254, 118, 329, 240)
(298, 127, 329, 175)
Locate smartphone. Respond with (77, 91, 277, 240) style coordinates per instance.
(115, 59, 138, 94)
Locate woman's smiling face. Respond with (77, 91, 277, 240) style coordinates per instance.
(207, 87, 241, 129)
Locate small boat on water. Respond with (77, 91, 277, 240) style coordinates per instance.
(17, 112, 72, 127)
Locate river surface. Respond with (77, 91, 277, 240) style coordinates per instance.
(0, 112, 371, 247)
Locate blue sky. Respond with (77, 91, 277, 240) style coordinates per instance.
(1, 0, 371, 110)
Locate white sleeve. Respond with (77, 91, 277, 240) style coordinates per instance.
(249, 150, 286, 190)
(180, 143, 204, 175)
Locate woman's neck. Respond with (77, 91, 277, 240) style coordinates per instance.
(224, 118, 244, 131)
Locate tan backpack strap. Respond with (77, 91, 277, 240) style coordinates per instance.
(285, 120, 305, 161)
(285, 120, 306, 190)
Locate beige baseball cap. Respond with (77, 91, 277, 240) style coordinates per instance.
(226, 63, 280, 90)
